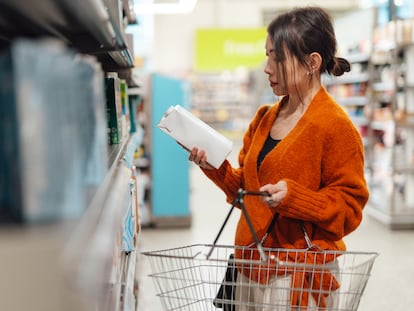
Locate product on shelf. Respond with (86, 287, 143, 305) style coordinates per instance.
(0, 39, 107, 223)
(122, 203, 136, 253)
(120, 79, 131, 138)
(128, 92, 141, 133)
(105, 73, 123, 145)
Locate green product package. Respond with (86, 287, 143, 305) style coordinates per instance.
(105, 76, 122, 144)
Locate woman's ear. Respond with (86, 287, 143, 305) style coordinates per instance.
(309, 52, 322, 73)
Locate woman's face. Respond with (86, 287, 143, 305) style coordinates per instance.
(264, 35, 308, 97)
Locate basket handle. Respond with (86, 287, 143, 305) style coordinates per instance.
(207, 188, 271, 260)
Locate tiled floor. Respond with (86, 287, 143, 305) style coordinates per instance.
(137, 142, 414, 311)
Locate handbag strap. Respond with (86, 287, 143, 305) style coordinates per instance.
(300, 221, 314, 249)
(207, 189, 315, 260)
(258, 212, 279, 244)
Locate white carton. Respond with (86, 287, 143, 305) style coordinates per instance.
(157, 105, 233, 168)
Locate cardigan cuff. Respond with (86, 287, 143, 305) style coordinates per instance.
(279, 179, 329, 222)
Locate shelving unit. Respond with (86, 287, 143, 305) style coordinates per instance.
(191, 71, 251, 133)
(0, 0, 139, 84)
(324, 52, 371, 142)
(0, 0, 144, 310)
(365, 19, 414, 229)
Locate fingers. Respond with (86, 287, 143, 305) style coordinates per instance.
(266, 194, 274, 203)
(265, 193, 278, 207)
(188, 147, 198, 161)
(189, 147, 205, 164)
(260, 181, 288, 207)
(188, 148, 214, 169)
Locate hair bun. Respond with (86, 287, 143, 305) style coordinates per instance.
(330, 57, 351, 76)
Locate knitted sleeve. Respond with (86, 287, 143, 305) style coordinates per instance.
(202, 105, 270, 203)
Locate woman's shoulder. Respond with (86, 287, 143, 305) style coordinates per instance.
(256, 103, 272, 117)
(250, 103, 276, 125)
(310, 91, 362, 140)
(254, 99, 284, 119)
(313, 90, 355, 126)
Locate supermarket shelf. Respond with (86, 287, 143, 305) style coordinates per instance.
(0, 131, 138, 309)
(108, 136, 132, 171)
(128, 87, 144, 96)
(121, 249, 138, 311)
(324, 72, 370, 86)
(350, 115, 368, 126)
(394, 166, 414, 174)
(0, 1, 141, 309)
(62, 133, 142, 310)
(346, 52, 370, 63)
(396, 119, 414, 128)
(0, 132, 144, 311)
(336, 96, 369, 106)
(0, 0, 134, 70)
(366, 20, 414, 229)
(372, 82, 394, 92)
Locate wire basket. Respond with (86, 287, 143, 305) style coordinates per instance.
(143, 244, 377, 311)
(143, 190, 378, 310)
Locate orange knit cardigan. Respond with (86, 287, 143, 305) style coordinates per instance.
(202, 87, 369, 304)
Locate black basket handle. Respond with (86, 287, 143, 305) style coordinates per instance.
(207, 189, 272, 260)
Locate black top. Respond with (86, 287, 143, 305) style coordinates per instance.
(257, 134, 281, 168)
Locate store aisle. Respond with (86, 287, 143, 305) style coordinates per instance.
(136, 144, 414, 311)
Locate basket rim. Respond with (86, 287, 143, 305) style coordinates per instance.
(141, 243, 379, 263)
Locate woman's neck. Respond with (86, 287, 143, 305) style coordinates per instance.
(283, 83, 321, 116)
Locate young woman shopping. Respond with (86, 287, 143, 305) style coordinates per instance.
(189, 6, 369, 310)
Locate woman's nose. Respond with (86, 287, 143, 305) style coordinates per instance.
(264, 62, 271, 75)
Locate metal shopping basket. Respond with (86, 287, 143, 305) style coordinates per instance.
(142, 189, 378, 311)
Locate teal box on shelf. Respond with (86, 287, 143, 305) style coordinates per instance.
(128, 94, 140, 133)
(105, 74, 123, 144)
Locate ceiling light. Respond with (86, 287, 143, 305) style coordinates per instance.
(134, 0, 198, 15)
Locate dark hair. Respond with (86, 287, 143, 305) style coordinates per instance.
(267, 6, 350, 76)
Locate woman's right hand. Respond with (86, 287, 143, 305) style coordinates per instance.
(260, 181, 287, 208)
(188, 147, 215, 170)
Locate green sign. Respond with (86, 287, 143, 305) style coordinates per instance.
(195, 28, 266, 71)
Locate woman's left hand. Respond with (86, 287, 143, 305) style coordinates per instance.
(260, 181, 288, 207)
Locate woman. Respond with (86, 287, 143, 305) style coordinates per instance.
(189, 6, 369, 310)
